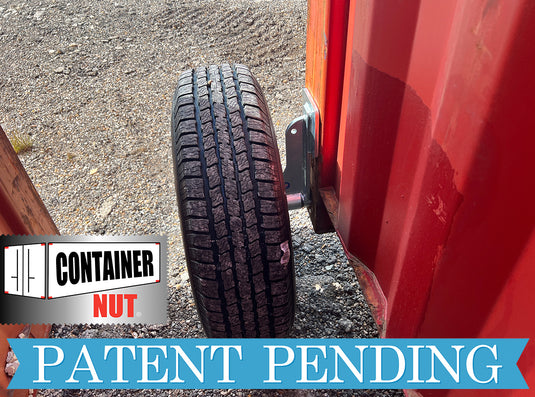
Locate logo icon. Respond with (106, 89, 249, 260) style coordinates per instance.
(1, 236, 167, 324)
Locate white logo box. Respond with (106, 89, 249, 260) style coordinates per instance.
(4, 241, 161, 298)
(4, 243, 46, 298)
(1, 235, 168, 324)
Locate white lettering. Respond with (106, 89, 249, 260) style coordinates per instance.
(66, 345, 102, 383)
(104, 345, 135, 383)
(138, 346, 168, 383)
(264, 345, 295, 383)
(330, 345, 366, 383)
(171, 345, 208, 383)
(210, 345, 242, 383)
(296, 345, 328, 383)
(371, 345, 405, 383)
(467, 345, 502, 384)
(406, 345, 425, 383)
(427, 345, 463, 383)
(34, 345, 64, 383)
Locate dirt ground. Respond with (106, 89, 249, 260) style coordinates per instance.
(0, 1, 403, 396)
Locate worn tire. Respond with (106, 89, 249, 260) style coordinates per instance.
(171, 64, 295, 337)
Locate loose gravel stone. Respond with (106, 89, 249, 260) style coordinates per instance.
(0, 1, 403, 396)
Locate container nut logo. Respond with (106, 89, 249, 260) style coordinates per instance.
(1, 236, 167, 324)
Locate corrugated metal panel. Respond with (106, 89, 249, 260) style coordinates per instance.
(308, 1, 535, 395)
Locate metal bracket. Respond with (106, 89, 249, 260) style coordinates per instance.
(283, 88, 319, 210)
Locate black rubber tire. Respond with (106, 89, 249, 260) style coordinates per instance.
(171, 64, 295, 337)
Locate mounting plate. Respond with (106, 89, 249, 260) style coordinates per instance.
(283, 88, 319, 210)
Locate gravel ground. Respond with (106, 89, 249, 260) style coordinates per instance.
(0, 1, 403, 396)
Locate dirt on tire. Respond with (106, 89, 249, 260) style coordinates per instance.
(172, 64, 295, 337)
(0, 0, 403, 396)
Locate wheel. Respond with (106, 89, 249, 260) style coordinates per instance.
(171, 64, 295, 337)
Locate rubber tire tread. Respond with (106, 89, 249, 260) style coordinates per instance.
(171, 64, 295, 337)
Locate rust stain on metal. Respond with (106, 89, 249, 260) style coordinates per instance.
(319, 187, 339, 229)
(348, 256, 387, 338)
(319, 187, 387, 337)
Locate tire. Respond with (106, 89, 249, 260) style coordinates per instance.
(171, 64, 295, 337)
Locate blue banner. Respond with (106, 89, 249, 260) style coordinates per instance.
(9, 338, 528, 389)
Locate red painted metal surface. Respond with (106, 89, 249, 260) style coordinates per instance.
(0, 125, 57, 396)
(305, 0, 349, 190)
(304, 0, 349, 232)
(307, 0, 535, 395)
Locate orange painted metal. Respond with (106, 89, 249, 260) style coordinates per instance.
(305, 0, 350, 232)
(0, 125, 57, 396)
(304, 0, 329, 113)
(0, 126, 59, 236)
(307, 0, 535, 395)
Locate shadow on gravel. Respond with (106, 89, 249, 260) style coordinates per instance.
(0, 0, 403, 395)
